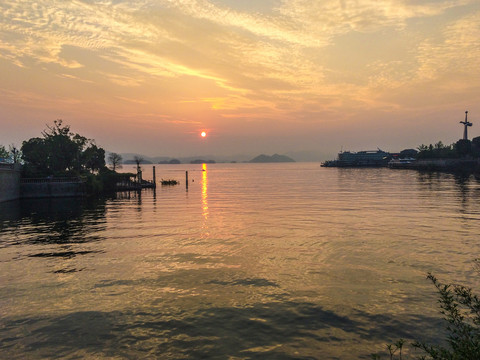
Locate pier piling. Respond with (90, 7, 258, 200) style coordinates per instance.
(152, 166, 156, 189)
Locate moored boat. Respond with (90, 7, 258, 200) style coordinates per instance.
(387, 158, 416, 169)
(321, 149, 391, 167)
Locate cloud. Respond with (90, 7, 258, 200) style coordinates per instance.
(0, 0, 478, 130)
(277, 0, 472, 33)
(415, 11, 480, 80)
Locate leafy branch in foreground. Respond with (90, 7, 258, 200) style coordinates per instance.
(372, 273, 480, 359)
(412, 273, 480, 359)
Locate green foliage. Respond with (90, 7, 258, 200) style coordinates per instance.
(416, 142, 457, 159)
(82, 144, 105, 172)
(454, 139, 472, 158)
(83, 172, 104, 194)
(0, 145, 10, 160)
(472, 137, 480, 158)
(372, 273, 480, 359)
(21, 120, 107, 177)
(0, 144, 21, 163)
(21, 137, 51, 176)
(9, 144, 22, 163)
(417, 139, 477, 159)
(83, 168, 131, 194)
(412, 273, 480, 359)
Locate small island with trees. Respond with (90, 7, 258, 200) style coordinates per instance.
(0, 120, 152, 200)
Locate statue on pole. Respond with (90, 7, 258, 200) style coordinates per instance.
(460, 111, 472, 140)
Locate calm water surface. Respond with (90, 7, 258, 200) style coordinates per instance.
(1, 163, 480, 359)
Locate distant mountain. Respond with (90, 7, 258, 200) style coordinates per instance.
(123, 159, 153, 164)
(113, 152, 303, 164)
(190, 159, 216, 164)
(249, 154, 295, 163)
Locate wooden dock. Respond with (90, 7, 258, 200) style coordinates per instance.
(115, 180, 155, 191)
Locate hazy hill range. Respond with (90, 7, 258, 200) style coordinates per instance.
(249, 154, 295, 163)
(111, 151, 332, 164)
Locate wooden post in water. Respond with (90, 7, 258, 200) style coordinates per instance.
(186, 171, 189, 190)
(152, 166, 156, 188)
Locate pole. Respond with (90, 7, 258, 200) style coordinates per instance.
(186, 171, 189, 190)
(153, 166, 156, 188)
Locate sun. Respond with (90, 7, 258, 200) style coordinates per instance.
(201, 131, 207, 138)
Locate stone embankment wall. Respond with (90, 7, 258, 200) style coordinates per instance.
(1, 167, 86, 202)
(0, 164, 21, 202)
(414, 159, 477, 171)
(21, 180, 85, 199)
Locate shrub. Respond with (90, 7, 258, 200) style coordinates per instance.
(373, 273, 480, 359)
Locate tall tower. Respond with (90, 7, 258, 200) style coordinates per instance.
(460, 111, 472, 140)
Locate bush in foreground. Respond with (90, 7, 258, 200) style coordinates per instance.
(373, 273, 480, 359)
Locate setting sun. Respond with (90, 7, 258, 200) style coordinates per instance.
(201, 131, 206, 138)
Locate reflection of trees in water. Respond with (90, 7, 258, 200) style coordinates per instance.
(0, 197, 108, 273)
(416, 171, 480, 215)
(416, 171, 453, 192)
(417, 171, 468, 195)
(19, 197, 107, 245)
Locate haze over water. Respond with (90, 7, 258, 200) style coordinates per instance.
(1, 163, 480, 359)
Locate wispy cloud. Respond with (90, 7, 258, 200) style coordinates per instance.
(0, 0, 478, 137)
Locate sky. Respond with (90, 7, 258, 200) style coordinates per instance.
(0, 0, 479, 160)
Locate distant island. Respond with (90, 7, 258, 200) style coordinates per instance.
(190, 159, 216, 164)
(249, 154, 295, 163)
(124, 159, 153, 165)
(120, 154, 296, 164)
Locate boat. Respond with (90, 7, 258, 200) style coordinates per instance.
(387, 157, 416, 169)
(321, 149, 391, 167)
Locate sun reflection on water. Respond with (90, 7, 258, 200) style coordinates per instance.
(202, 163, 208, 220)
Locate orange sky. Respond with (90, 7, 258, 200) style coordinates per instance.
(1, 0, 479, 160)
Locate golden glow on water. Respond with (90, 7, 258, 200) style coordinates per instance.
(202, 163, 208, 220)
(2, 164, 480, 359)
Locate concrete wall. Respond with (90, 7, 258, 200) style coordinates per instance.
(21, 181, 85, 199)
(0, 164, 21, 202)
(414, 159, 477, 171)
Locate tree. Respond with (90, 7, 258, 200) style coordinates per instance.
(108, 152, 123, 171)
(412, 274, 480, 359)
(417, 142, 456, 159)
(372, 272, 480, 359)
(134, 155, 143, 173)
(21, 137, 51, 176)
(454, 139, 472, 157)
(82, 144, 105, 173)
(471, 137, 480, 157)
(41, 120, 85, 173)
(0, 145, 9, 160)
(21, 120, 107, 177)
(9, 144, 22, 164)
(417, 144, 428, 152)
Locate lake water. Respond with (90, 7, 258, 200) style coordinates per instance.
(1, 163, 480, 359)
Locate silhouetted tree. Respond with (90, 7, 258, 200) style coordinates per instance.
(417, 142, 456, 159)
(21, 137, 51, 176)
(82, 144, 105, 173)
(471, 137, 480, 157)
(0, 145, 9, 160)
(454, 139, 472, 157)
(21, 120, 107, 177)
(108, 152, 123, 171)
(9, 144, 21, 164)
(134, 155, 143, 173)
